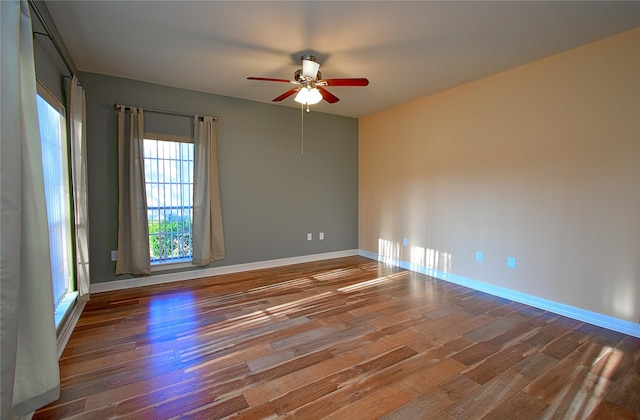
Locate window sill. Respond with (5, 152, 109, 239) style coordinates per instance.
(150, 259, 193, 272)
(55, 291, 78, 330)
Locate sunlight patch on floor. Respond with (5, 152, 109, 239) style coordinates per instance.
(182, 310, 284, 341)
(550, 344, 620, 418)
(266, 291, 334, 313)
(338, 276, 397, 293)
(248, 277, 312, 293)
(313, 268, 363, 281)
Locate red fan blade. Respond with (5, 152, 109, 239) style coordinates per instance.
(273, 88, 300, 102)
(318, 87, 340, 104)
(323, 78, 369, 87)
(247, 77, 292, 83)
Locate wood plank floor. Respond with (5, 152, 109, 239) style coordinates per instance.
(35, 256, 640, 419)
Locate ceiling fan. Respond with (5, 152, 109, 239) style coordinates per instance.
(247, 55, 369, 110)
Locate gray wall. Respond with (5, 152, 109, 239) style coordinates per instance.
(33, 32, 67, 103)
(80, 73, 359, 284)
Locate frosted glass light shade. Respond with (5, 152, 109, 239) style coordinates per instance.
(295, 87, 310, 104)
(307, 88, 322, 105)
(295, 87, 323, 105)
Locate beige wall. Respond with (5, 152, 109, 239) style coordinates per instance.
(359, 28, 640, 323)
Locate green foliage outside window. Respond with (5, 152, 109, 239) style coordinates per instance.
(148, 215, 192, 261)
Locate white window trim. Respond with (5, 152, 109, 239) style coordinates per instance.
(144, 133, 195, 268)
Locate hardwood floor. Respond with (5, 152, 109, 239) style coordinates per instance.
(35, 256, 640, 419)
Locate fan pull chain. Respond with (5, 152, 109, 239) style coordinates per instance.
(301, 103, 304, 154)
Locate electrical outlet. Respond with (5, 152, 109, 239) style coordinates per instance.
(476, 251, 483, 262)
(307, 233, 312, 241)
(403, 238, 409, 247)
(111, 250, 118, 261)
(319, 232, 324, 240)
(508, 256, 516, 268)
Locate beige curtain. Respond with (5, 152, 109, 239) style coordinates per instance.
(116, 107, 151, 275)
(66, 75, 91, 300)
(192, 116, 226, 265)
(1, 0, 60, 417)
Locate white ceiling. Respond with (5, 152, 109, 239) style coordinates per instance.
(44, 1, 639, 118)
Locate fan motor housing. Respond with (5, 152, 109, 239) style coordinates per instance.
(295, 69, 321, 83)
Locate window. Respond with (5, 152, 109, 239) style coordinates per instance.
(143, 135, 194, 265)
(36, 81, 76, 327)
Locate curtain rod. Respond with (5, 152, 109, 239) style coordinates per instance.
(28, 0, 75, 78)
(114, 103, 218, 121)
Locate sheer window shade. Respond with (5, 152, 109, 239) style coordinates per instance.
(36, 82, 74, 313)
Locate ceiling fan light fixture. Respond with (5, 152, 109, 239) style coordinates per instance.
(248, 55, 368, 106)
(295, 87, 322, 105)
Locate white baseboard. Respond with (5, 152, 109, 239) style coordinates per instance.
(358, 249, 640, 338)
(91, 249, 359, 294)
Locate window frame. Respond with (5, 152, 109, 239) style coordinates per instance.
(143, 132, 195, 271)
(36, 79, 78, 328)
